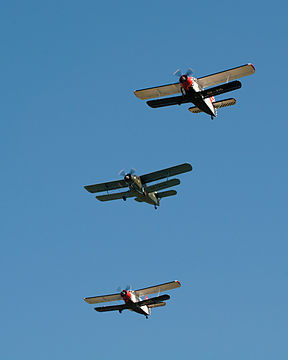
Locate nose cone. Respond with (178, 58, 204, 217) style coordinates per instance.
(120, 290, 127, 297)
(179, 75, 188, 83)
(124, 174, 132, 183)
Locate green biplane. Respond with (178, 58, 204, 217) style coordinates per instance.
(84, 163, 192, 209)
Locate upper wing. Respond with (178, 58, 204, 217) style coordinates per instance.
(84, 293, 122, 304)
(84, 179, 127, 193)
(134, 280, 181, 297)
(96, 190, 136, 202)
(197, 63, 255, 89)
(134, 82, 181, 100)
(145, 178, 180, 193)
(140, 163, 192, 184)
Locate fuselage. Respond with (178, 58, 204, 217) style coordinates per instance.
(121, 290, 151, 317)
(180, 75, 216, 117)
(124, 174, 160, 207)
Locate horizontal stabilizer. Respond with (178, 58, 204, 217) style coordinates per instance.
(147, 95, 190, 108)
(94, 303, 129, 313)
(148, 302, 166, 308)
(96, 190, 136, 202)
(145, 178, 180, 193)
(157, 190, 177, 199)
(201, 81, 241, 99)
(189, 98, 236, 113)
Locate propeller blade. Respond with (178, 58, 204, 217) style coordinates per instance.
(129, 168, 136, 175)
(118, 169, 126, 177)
(125, 284, 132, 291)
(173, 69, 182, 77)
(116, 286, 122, 292)
(186, 68, 194, 76)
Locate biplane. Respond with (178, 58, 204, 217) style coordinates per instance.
(84, 280, 181, 319)
(134, 63, 255, 119)
(84, 163, 192, 209)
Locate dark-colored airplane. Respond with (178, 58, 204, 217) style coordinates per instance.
(134, 63, 255, 120)
(84, 163, 192, 209)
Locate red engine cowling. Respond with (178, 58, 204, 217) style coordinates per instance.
(120, 290, 131, 302)
(179, 75, 193, 91)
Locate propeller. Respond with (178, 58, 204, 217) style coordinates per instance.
(118, 168, 136, 177)
(173, 68, 194, 78)
(116, 284, 132, 293)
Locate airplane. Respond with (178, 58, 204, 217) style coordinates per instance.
(84, 280, 181, 319)
(134, 63, 255, 120)
(84, 163, 192, 209)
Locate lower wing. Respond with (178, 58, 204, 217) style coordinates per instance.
(145, 179, 180, 193)
(94, 304, 129, 313)
(157, 190, 177, 199)
(200, 80, 241, 99)
(137, 294, 170, 307)
(147, 95, 190, 108)
(96, 190, 136, 202)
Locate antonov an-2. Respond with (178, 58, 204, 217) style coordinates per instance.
(84, 163, 192, 209)
(84, 280, 181, 319)
(134, 63, 255, 120)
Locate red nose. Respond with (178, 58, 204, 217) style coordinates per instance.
(179, 75, 188, 83)
(121, 290, 131, 302)
(179, 75, 193, 90)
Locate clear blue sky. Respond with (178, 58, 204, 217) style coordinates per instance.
(1, 1, 287, 359)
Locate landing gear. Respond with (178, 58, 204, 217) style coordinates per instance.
(211, 115, 214, 120)
(154, 205, 157, 210)
(122, 196, 127, 201)
(145, 315, 148, 319)
(119, 310, 122, 314)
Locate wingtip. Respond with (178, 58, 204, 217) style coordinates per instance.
(248, 63, 256, 72)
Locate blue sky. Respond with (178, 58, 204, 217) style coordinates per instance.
(1, 1, 287, 359)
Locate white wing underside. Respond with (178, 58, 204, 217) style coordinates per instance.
(134, 64, 255, 100)
(134, 280, 181, 297)
(84, 293, 122, 304)
(134, 83, 181, 100)
(197, 63, 255, 89)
